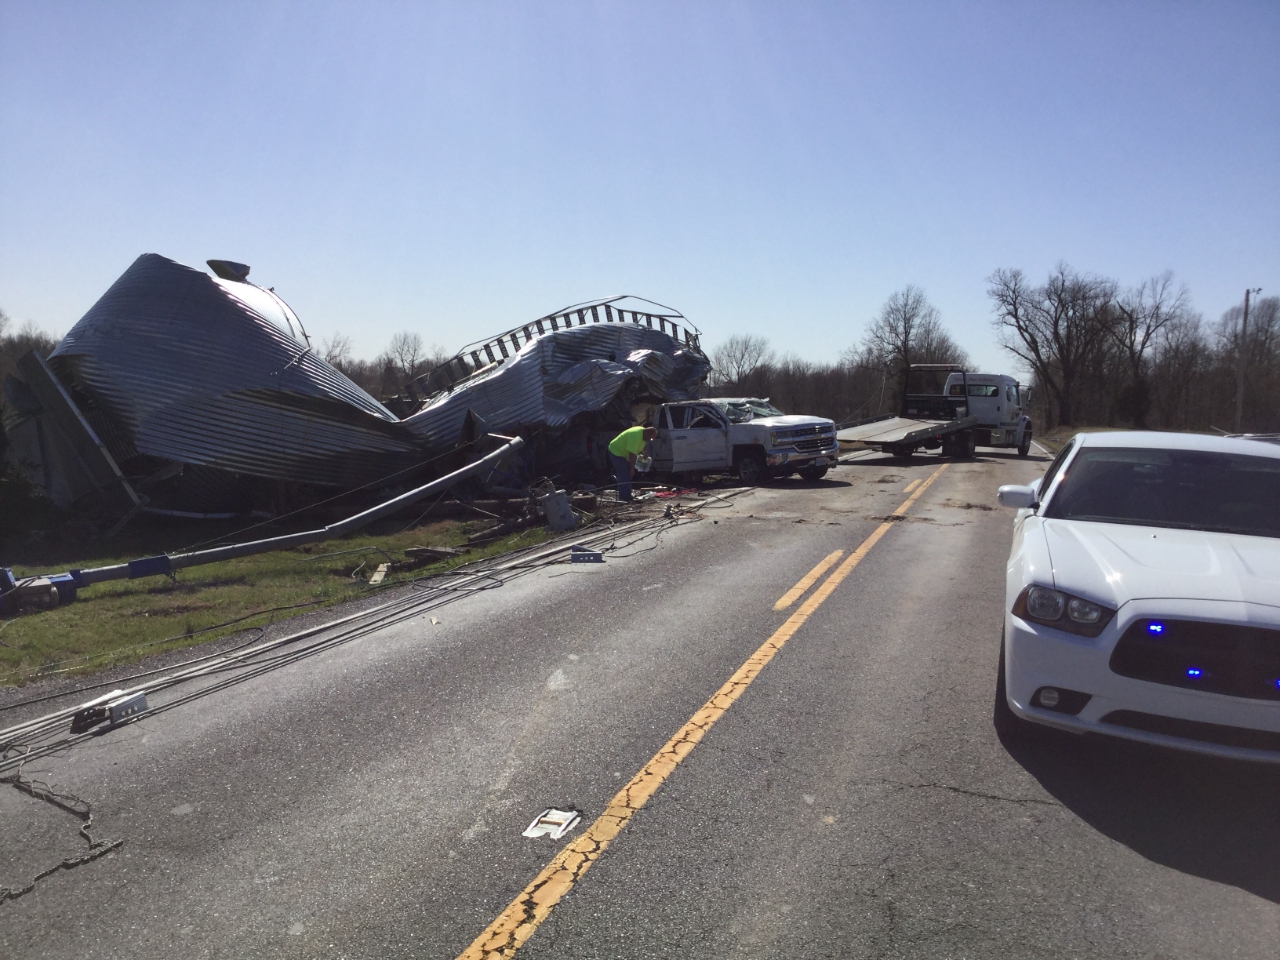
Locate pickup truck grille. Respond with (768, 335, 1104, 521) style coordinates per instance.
(1110, 618, 1280, 701)
(773, 425, 835, 441)
(794, 437, 835, 452)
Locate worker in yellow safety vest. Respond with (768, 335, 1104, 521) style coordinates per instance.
(607, 426, 656, 502)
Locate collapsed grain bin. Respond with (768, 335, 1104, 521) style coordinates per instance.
(1, 255, 709, 519)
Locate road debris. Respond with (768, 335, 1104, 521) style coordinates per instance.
(522, 808, 582, 840)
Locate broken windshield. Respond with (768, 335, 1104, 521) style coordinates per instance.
(713, 399, 784, 422)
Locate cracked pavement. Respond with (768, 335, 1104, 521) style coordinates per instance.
(4, 449, 1280, 958)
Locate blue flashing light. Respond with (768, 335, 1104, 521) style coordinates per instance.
(1186, 668, 1203, 679)
(1147, 622, 1165, 635)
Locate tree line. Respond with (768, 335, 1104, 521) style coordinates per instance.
(710, 272, 1278, 436)
(989, 264, 1277, 434)
(318, 330, 451, 404)
(706, 284, 970, 424)
(4, 269, 1276, 438)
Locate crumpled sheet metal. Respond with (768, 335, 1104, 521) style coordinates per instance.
(32, 254, 707, 510)
(402, 323, 709, 448)
(48, 254, 425, 488)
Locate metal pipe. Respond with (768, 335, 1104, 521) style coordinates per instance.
(72, 436, 525, 587)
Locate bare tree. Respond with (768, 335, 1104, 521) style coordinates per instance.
(711, 334, 774, 392)
(863, 286, 934, 369)
(1147, 311, 1209, 429)
(988, 264, 1117, 427)
(862, 285, 969, 371)
(387, 330, 426, 382)
(1216, 295, 1280, 433)
(320, 332, 353, 367)
(1110, 272, 1189, 428)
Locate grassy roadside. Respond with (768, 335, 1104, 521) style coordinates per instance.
(0, 519, 547, 686)
(1037, 425, 1131, 454)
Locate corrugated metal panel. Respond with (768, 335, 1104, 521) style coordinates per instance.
(402, 322, 709, 447)
(49, 254, 426, 488)
(34, 255, 709, 510)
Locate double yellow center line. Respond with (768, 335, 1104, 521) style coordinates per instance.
(458, 465, 948, 958)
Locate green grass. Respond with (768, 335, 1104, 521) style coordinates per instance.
(1036, 426, 1128, 454)
(0, 518, 547, 685)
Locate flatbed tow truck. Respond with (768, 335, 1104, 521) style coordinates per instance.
(837, 363, 979, 459)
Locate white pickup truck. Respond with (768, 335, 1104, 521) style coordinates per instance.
(651, 397, 839, 484)
(942, 373, 1033, 456)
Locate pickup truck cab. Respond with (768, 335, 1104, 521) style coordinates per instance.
(651, 397, 838, 484)
(943, 373, 1033, 456)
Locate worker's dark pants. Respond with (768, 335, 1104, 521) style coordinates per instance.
(609, 452, 633, 501)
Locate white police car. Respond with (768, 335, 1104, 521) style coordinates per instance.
(996, 431, 1280, 761)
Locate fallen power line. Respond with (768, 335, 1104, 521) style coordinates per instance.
(0, 501, 719, 774)
(1, 436, 527, 614)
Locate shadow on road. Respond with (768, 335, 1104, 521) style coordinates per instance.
(1000, 724, 1280, 903)
(977, 449, 1051, 463)
(782, 477, 853, 489)
(842, 450, 1051, 466)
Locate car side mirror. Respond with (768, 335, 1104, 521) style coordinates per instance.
(997, 484, 1038, 509)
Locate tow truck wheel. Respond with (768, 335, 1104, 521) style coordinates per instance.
(736, 451, 767, 485)
(1018, 432, 1031, 457)
(952, 431, 976, 459)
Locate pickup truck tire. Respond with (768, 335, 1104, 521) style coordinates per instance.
(736, 450, 767, 485)
(798, 464, 829, 481)
(1018, 431, 1032, 457)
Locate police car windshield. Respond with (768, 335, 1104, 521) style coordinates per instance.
(1045, 448, 1280, 538)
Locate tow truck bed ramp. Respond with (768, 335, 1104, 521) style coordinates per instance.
(837, 414, 978, 449)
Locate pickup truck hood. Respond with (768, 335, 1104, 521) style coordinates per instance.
(750, 415, 831, 428)
(1042, 519, 1280, 609)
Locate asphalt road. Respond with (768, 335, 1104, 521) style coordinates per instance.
(4, 447, 1280, 958)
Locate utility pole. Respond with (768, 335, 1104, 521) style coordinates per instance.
(1235, 288, 1263, 433)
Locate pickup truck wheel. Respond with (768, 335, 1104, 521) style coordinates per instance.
(799, 464, 829, 481)
(1018, 432, 1031, 457)
(736, 451, 767, 485)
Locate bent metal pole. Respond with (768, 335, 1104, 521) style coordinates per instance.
(72, 436, 526, 587)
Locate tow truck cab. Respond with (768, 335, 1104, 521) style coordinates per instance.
(943, 373, 1033, 455)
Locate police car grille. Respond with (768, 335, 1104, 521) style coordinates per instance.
(1109, 618, 1280, 701)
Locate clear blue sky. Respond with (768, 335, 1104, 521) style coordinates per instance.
(2, 1, 1276, 376)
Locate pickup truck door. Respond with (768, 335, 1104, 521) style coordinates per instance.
(670, 404, 730, 471)
(650, 407, 675, 468)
